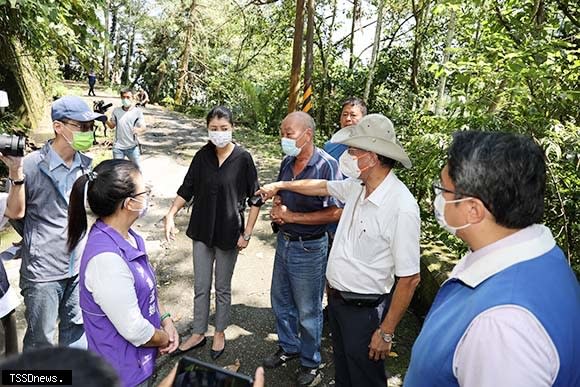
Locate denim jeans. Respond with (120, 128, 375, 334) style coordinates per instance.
(112, 145, 141, 168)
(271, 233, 328, 368)
(20, 275, 86, 351)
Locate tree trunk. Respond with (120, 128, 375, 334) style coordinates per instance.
(302, 0, 314, 113)
(363, 0, 385, 102)
(434, 10, 456, 115)
(110, 5, 117, 45)
(151, 61, 167, 103)
(316, 0, 337, 135)
(174, 0, 196, 106)
(121, 24, 135, 85)
(111, 7, 122, 86)
(102, 0, 110, 82)
(0, 37, 46, 129)
(348, 0, 359, 70)
(410, 0, 430, 96)
(288, 0, 305, 113)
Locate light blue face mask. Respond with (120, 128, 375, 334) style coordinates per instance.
(281, 130, 307, 157)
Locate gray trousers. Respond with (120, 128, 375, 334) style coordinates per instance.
(192, 241, 239, 333)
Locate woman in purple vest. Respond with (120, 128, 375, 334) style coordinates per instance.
(67, 159, 179, 387)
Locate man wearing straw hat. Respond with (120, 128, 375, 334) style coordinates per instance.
(257, 114, 421, 386)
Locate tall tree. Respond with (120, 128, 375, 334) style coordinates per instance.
(174, 0, 196, 106)
(434, 10, 455, 115)
(288, 0, 305, 112)
(348, 0, 360, 70)
(103, 0, 111, 82)
(363, 0, 386, 101)
(410, 0, 431, 97)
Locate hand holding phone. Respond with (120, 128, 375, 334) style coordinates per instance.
(173, 356, 254, 387)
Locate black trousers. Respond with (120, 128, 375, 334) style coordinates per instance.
(88, 83, 96, 96)
(327, 291, 391, 387)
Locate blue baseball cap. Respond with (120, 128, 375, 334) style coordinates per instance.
(51, 96, 107, 123)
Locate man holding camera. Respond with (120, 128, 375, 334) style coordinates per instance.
(18, 96, 106, 350)
(0, 150, 25, 355)
(107, 88, 145, 168)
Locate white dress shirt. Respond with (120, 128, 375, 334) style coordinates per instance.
(451, 225, 559, 386)
(326, 173, 420, 294)
(84, 242, 155, 347)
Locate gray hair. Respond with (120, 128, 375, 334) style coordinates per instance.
(287, 111, 316, 136)
(447, 131, 546, 229)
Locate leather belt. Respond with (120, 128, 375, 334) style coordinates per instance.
(327, 286, 386, 308)
(281, 232, 326, 242)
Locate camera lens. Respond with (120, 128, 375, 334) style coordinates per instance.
(0, 134, 26, 157)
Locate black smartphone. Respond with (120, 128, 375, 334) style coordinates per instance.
(172, 356, 254, 387)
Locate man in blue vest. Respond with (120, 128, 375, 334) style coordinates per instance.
(405, 131, 580, 386)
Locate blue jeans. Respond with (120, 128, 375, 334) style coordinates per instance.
(113, 145, 141, 168)
(271, 233, 328, 368)
(20, 275, 86, 351)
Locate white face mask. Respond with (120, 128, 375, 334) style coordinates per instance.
(339, 151, 373, 179)
(280, 130, 307, 157)
(339, 152, 362, 179)
(433, 193, 472, 235)
(208, 130, 232, 148)
(128, 197, 148, 218)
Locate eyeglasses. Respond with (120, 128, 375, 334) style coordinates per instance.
(62, 120, 94, 132)
(432, 179, 459, 196)
(432, 178, 491, 211)
(131, 188, 152, 198)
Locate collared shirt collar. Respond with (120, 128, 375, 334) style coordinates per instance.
(451, 224, 556, 288)
(47, 144, 81, 171)
(365, 170, 395, 206)
(287, 144, 319, 167)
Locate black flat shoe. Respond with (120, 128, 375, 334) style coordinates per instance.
(171, 337, 207, 357)
(210, 343, 225, 360)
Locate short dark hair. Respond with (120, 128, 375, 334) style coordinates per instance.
(447, 131, 546, 229)
(68, 159, 141, 251)
(0, 347, 120, 387)
(120, 88, 132, 96)
(377, 154, 396, 168)
(341, 97, 367, 116)
(206, 105, 234, 126)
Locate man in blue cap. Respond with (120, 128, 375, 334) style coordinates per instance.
(17, 96, 106, 350)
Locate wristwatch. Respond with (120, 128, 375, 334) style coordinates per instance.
(8, 176, 25, 186)
(242, 233, 252, 241)
(377, 328, 394, 343)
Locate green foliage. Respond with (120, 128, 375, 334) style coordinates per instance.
(0, 0, 104, 65)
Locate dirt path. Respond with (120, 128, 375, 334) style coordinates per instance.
(4, 82, 417, 386)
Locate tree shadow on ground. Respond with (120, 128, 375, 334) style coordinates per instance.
(152, 303, 337, 387)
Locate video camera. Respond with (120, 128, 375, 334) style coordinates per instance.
(0, 134, 26, 157)
(92, 100, 112, 140)
(93, 100, 113, 114)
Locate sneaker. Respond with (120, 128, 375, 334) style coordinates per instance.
(263, 347, 300, 368)
(297, 366, 322, 386)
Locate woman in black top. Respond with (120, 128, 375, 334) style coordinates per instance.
(164, 106, 262, 359)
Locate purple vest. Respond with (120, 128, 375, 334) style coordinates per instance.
(79, 220, 160, 387)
